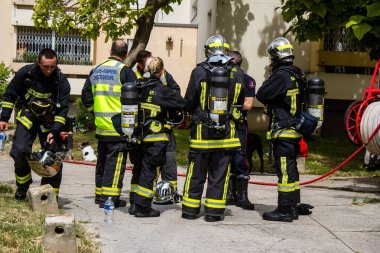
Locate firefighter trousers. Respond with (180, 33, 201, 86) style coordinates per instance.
(129, 146, 143, 203)
(95, 140, 129, 202)
(182, 150, 232, 217)
(231, 123, 250, 179)
(272, 138, 300, 207)
(134, 141, 167, 208)
(160, 131, 178, 189)
(10, 122, 62, 196)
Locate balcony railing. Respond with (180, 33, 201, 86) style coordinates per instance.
(321, 27, 374, 74)
(15, 26, 92, 65)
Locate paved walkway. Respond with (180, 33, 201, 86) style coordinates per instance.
(0, 155, 379, 253)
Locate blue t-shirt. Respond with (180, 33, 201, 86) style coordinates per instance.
(244, 73, 256, 97)
(242, 73, 256, 116)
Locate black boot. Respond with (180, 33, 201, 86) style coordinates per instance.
(181, 213, 197, 220)
(297, 203, 314, 215)
(128, 192, 136, 215)
(128, 202, 136, 215)
(226, 175, 236, 205)
(174, 193, 183, 203)
(134, 204, 160, 218)
(95, 195, 101, 204)
(263, 205, 293, 222)
(15, 188, 28, 201)
(292, 206, 299, 220)
(205, 215, 221, 222)
(235, 178, 255, 210)
(99, 197, 127, 208)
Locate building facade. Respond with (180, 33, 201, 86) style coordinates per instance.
(0, 0, 376, 136)
(0, 0, 197, 100)
(192, 0, 377, 136)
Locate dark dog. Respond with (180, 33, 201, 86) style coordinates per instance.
(246, 132, 264, 174)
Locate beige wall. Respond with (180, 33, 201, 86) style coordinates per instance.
(145, 25, 198, 95)
(311, 73, 372, 100)
(155, 0, 191, 24)
(192, 0, 217, 62)
(0, 0, 18, 68)
(215, 0, 310, 98)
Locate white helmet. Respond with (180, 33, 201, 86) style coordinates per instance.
(204, 34, 230, 58)
(267, 37, 294, 64)
(153, 180, 176, 204)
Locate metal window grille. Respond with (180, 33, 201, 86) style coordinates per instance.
(323, 27, 372, 74)
(15, 26, 92, 65)
(323, 27, 357, 52)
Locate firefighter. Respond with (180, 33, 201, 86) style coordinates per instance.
(133, 56, 185, 217)
(256, 37, 304, 222)
(128, 50, 182, 215)
(81, 39, 137, 208)
(182, 35, 245, 222)
(0, 48, 71, 200)
(226, 50, 255, 210)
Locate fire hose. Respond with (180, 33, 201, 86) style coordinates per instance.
(64, 123, 380, 187)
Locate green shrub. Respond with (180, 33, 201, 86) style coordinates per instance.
(0, 62, 12, 100)
(75, 98, 96, 130)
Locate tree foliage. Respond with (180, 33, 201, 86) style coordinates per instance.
(75, 98, 96, 131)
(33, 0, 182, 66)
(0, 62, 12, 101)
(279, 0, 380, 60)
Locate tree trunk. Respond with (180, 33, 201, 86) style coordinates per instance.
(124, 15, 154, 67)
(124, 0, 172, 67)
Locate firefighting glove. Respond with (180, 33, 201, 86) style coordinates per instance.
(44, 141, 59, 154)
(297, 203, 314, 215)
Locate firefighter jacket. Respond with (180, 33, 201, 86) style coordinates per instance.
(184, 62, 245, 151)
(256, 63, 304, 141)
(81, 57, 136, 141)
(133, 64, 181, 93)
(138, 78, 185, 142)
(0, 63, 71, 134)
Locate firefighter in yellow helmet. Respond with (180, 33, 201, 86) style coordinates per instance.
(256, 37, 305, 222)
(182, 34, 245, 222)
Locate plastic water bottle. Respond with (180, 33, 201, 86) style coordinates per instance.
(104, 197, 115, 223)
(0, 132, 7, 152)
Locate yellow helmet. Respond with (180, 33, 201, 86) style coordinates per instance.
(267, 37, 294, 64)
(204, 34, 230, 58)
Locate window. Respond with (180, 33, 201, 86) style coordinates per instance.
(126, 39, 134, 53)
(191, 0, 198, 22)
(15, 26, 92, 65)
(323, 27, 373, 74)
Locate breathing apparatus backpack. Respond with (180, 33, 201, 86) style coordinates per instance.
(116, 78, 176, 143)
(278, 67, 325, 140)
(198, 61, 240, 131)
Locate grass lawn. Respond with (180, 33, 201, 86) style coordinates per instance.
(250, 131, 380, 177)
(0, 183, 100, 252)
